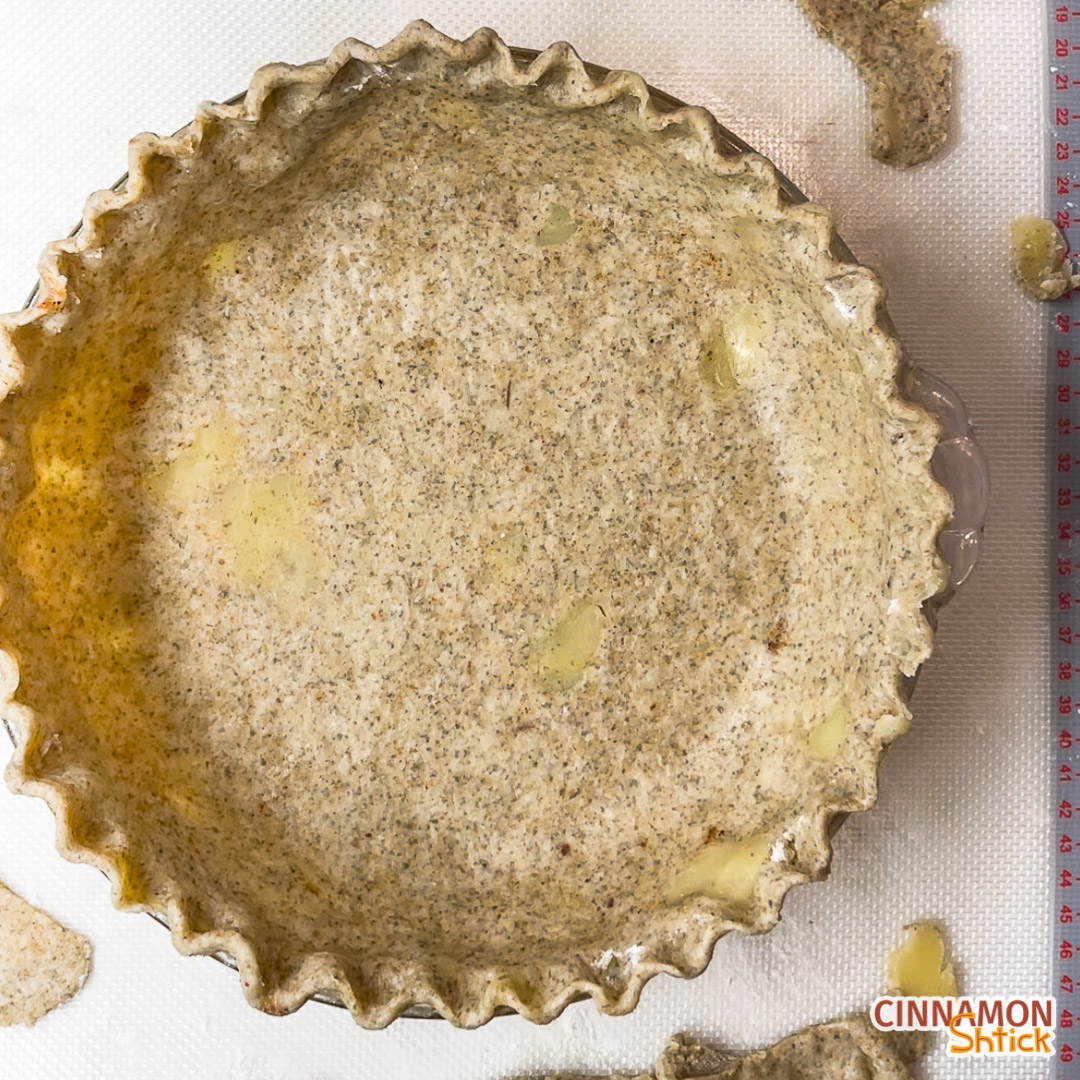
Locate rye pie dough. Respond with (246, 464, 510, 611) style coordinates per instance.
(0, 880, 91, 1026)
(0, 23, 950, 1026)
(559, 1022, 928, 1080)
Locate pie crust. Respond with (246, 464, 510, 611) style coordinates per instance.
(0, 23, 951, 1026)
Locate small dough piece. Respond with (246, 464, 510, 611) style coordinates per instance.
(537, 1020, 927, 1080)
(656, 1021, 925, 1080)
(794, 0, 952, 167)
(0, 880, 91, 1025)
(1011, 216, 1080, 300)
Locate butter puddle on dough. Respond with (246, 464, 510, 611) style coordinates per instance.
(663, 833, 772, 911)
(148, 413, 327, 609)
(532, 602, 606, 693)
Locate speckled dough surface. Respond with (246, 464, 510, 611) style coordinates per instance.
(0, 880, 91, 1026)
(657, 1023, 926, 1080)
(0, 24, 949, 1026)
(794, 0, 952, 167)
(543, 1021, 926, 1080)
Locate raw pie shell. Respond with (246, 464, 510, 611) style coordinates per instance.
(0, 23, 950, 1026)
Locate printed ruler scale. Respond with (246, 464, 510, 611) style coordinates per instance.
(1051, 5, 1080, 1076)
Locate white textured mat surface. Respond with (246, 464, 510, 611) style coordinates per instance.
(0, 2, 1049, 1077)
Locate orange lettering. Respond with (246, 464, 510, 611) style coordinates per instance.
(949, 1012, 975, 1054)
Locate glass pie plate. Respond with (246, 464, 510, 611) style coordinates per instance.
(0, 23, 986, 1026)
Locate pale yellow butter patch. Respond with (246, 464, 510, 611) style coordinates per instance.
(218, 472, 327, 602)
(33, 457, 94, 496)
(664, 834, 772, 907)
(148, 416, 326, 606)
(699, 303, 766, 397)
(107, 620, 140, 655)
(729, 215, 770, 255)
(889, 922, 957, 997)
(726, 303, 767, 370)
(492, 524, 528, 568)
(535, 204, 579, 248)
(1010, 216, 1078, 301)
(480, 524, 528, 587)
(532, 601, 606, 693)
(698, 327, 739, 394)
(874, 711, 910, 743)
(201, 239, 240, 279)
(148, 413, 243, 505)
(160, 783, 209, 826)
(808, 700, 851, 761)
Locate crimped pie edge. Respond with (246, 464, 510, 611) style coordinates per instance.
(0, 21, 951, 1027)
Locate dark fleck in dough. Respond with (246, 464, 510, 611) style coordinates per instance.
(794, 0, 952, 167)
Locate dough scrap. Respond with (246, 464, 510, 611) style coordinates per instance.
(794, 0, 952, 167)
(539, 1017, 927, 1080)
(0, 879, 91, 1026)
(657, 1022, 924, 1080)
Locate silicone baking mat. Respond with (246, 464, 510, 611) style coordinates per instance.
(0, 2, 1048, 1077)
